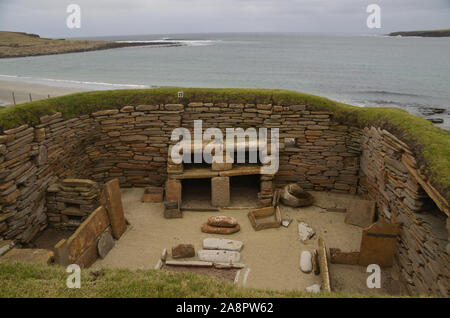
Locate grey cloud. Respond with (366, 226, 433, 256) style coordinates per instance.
(0, 0, 449, 37)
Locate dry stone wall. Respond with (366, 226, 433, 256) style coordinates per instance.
(359, 126, 449, 296)
(0, 113, 96, 244)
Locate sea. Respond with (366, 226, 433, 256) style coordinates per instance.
(0, 33, 449, 129)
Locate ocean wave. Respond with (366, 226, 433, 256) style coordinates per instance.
(358, 90, 424, 98)
(116, 39, 217, 47)
(0, 74, 150, 90)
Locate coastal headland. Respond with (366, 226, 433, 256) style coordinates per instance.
(0, 31, 180, 58)
(388, 29, 450, 37)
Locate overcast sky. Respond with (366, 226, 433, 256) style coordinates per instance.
(0, 0, 449, 38)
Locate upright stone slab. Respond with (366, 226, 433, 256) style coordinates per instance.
(165, 179, 182, 203)
(211, 176, 230, 207)
(102, 179, 127, 239)
(344, 199, 376, 228)
(358, 219, 399, 268)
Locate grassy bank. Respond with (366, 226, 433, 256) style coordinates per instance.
(0, 31, 179, 58)
(0, 262, 383, 298)
(388, 29, 450, 37)
(0, 87, 448, 199)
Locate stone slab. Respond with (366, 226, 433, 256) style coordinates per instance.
(197, 250, 241, 263)
(211, 177, 230, 207)
(165, 260, 213, 267)
(345, 199, 376, 228)
(0, 240, 14, 256)
(298, 222, 315, 242)
(171, 168, 218, 179)
(306, 284, 321, 294)
(0, 248, 54, 265)
(219, 165, 261, 177)
(201, 223, 240, 234)
(248, 206, 281, 231)
(165, 179, 181, 203)
(203, 238, 243, 251)
(61, 179, 97, 188)
(207, 216, 237, 228)
(141, 186, 164, 203)
(66, 206, 110, 262)
(172, 244, 195, 258)
(318, 236, 331, 292)
(102, 178, 127, 239)
(98, 232, 115, 259)
(329, 248, 360, 265)
(300, 251, 312, 273)
(358, 219, 399, 268)
(214, 262, 246, 269)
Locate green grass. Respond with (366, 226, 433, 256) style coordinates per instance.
(0, 87, 448, 199)
(0, 262, 387, 298)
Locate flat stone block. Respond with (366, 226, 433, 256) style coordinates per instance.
(141, 186, 164, 203)
(172, 244, 195, 258)
(207, 215, 237, 228)
(197, 250, 241, 263)
(164, 200, 182, 218)
(201, 223, 240, 234)
(211, 177, 230, 207)
(203, 238, 243, 251)
(165, 260, 213, 267)
(0, 248, 54, 265)
(345, 199, 376, 228)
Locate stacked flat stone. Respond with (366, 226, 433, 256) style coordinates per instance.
(46, 179, 100, 229)
(202, 216, 240, 234)
(359, 126, 449, 297)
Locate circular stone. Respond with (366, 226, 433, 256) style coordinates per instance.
(201, 223, 240, 234)
(97, 232, 115, 259)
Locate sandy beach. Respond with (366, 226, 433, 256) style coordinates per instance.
(0, 79, 88, 106)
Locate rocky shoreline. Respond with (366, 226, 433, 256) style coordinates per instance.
(388, 29, 450, 37)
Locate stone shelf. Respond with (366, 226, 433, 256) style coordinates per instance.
(168, 165, 262, 180)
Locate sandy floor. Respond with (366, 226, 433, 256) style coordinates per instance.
(92, 188, 402, 295)
(0, 79, 87, 106)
